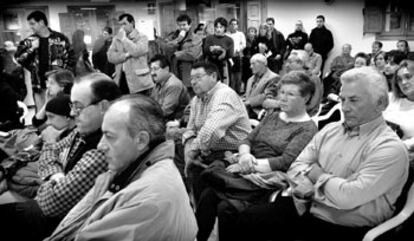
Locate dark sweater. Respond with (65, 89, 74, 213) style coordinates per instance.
(242, 111, 317, 171)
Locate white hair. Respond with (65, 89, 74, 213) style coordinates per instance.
(341, 66, 389, 108)
(250, 53, 267, 66)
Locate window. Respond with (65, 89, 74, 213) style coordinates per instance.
(364, 0, 414, 40)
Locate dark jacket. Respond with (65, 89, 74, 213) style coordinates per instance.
(15, 28, 75, 91)
(309, 26, 334, 59)
(286, 31, 308, 50)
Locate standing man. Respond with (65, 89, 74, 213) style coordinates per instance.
(227, 18, 246, 94)
(45, 95, 197, 241)
(108, 13, 154, 95)
(92, 26, 115, 77)
(309, 15, 334, 75)
(266, 17, 286, 74)
(166, 14, 202, 95)
(184, 62, 251, 203)
(15, 10, 75, 111)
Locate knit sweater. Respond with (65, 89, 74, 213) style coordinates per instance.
(242, 111, 317, 171)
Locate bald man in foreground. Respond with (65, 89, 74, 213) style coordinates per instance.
(46, 95, 197, 241)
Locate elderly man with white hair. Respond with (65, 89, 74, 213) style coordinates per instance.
(244, 53, 280, 118)
(228, 67, 409, 241)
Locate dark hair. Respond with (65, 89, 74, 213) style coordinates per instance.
(118, 13, 135, 24)
(103, 26, 113, 35)
(78, 73, 121, 102)
(386, 50, 406, 65)
(27, 10, 48, 26)
(280, 71, 315, 103)
(397, 39, 410, 53)
(374, 51, 388, 65)
(192, 61, 219, 76)
(116, 94, 166, 144)
(265, 17, 275, 24)
(149, 54, 170, 69)
(373, 40, 383, 49)
(176, 14, 192, 25)
(194, 24, 204, 34)
(392, 60, 414, 99)
(214, 17, 228, 29)
(316, 15, 325, 21)
(46, 69, 74, 94)
(229, 18, 239, 25)
(355, 52, 370, 65)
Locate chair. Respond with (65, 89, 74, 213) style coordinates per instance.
(17, 101, 28, 125)
(311, 102, 343, 130)
(363, 165, 414, 241)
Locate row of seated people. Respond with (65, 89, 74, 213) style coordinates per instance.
(0, 56, 413, 241)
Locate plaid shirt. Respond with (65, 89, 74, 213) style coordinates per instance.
(185, 82, 251, 153)
(36, 130, 107, 217)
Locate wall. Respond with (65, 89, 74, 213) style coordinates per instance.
(266, 0, 414, 74)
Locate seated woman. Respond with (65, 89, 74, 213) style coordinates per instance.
(32, 69, 73, 129)
(383, 59, 414, 160)
(195, 71, 318, 241)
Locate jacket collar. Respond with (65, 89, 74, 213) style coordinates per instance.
(108, 140, 174, 193)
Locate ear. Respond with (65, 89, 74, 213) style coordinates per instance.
(100, 100, 110, 114)
(377, 95, 389, 111)
(135, 131, 150, 151)
(303, 93, 312, 105)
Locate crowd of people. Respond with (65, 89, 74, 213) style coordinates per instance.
(0, 9, 413, 241)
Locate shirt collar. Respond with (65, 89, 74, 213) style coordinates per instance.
(342, 115, 384, 137)
(200, 82, 220, 102)
(156, 73, 172, 89)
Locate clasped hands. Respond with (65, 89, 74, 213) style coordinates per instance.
(225, 152, 257, 174)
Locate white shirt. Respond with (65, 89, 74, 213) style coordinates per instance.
(227, 31, 246, 55)
(383, 93, 414, 150)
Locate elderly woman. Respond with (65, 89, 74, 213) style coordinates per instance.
(195, 71, 318, 241)
(32, 69, 74, 129)
(383, 60, 414, 158)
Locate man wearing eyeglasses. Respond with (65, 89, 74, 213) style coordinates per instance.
(0, 72, 122, 241)
(183, 62, 251, 204)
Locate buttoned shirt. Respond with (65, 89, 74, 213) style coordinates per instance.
(36, 130, 107, 217)
(288, 116, 409, 227)
(227, 31, 246, 56)
(150, 73, 190, 121)
(184, 82, 251, 153)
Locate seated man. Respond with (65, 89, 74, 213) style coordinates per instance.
(229, 67, 409, 241)
(0, 72, 122, 241)
(244, 53, 280, 118)
(184, 62, 251, 202)
(323, 43, 355, 101)
(46, 95, 197, 241)
(149, 54, 190, 121)
(304, 42, 322, 77)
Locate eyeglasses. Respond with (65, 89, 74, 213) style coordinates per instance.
(150, 66, 162, 72)
(69, 99, 100, 115)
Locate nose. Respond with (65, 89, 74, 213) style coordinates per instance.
(97, 138, 108, 152)
(341, 100, 350, 113)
